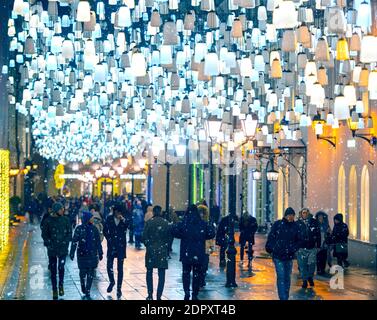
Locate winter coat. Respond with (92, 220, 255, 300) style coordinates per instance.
(265, 218, 300, 261)
(297, 216, 321, 249)
(172, 212, 216, 265)
(330, 214, 349, 258)
(143, 216, 172, 269)
(132, 206, 144, 236)
(103, 214, 129, 259)
(239, 215, 258, 245)
(216, 215, 237, 247)
(41, 214, 72, 257)
(315, 212, 331, 248)
(70, 223, 103, 269)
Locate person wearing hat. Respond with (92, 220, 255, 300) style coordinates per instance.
(103, 203, 130, 299)
(329, 213, 350, 268)
(70, 211, 103, 300)
(265, 207, 300, 300)
(41, 201, 72, 300)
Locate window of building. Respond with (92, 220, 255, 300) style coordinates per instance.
(349, 165, 358, 239)
(338, 165, 346, 216)
(360, 165, 370, 242)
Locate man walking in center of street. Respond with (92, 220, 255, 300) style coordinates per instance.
(41, 202, 72, 300)
(266, 207, 299, 301)
(103, 204, 129, 299)
(142, 205, 172, 300)
(172, 204, 216, 301)
(297, 208, 321, 288)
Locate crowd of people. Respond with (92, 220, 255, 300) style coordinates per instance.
(30, 193, 350, 301)
(266, 207, 350, 300)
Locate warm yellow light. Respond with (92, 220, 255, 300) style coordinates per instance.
(9, 169, 19, 176)
(348, 118, 358, 132)
(336, 38, 349, 61)
(23, 169, 29, 175)
(0, 150, 10, 251)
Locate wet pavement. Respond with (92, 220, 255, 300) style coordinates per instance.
(1, 219, 376, 300)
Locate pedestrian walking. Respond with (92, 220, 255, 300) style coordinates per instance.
(41, 202, 72, 300)
(103, 204, 129, 299)
(90, 204, 104, 242)
(297, 208, 321, 288)
(69, 211, 103, 300)
(144, 204, 154, 222)
(171, 205, 216, 300)
(198, 204, 211, 288)
(165, 206, 179, 255)
(216, 214, 238, 268)
(265, 207, 299, 300)
(330, 213, 350, 268)
(142, 205, 172, 300)
(132, 199, 144, 249)
(239, 212, 258, 270)
(315, 211, 331, 275)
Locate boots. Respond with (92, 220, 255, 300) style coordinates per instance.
(107, 281, 115, 293)
(308, 277, 315, 287)
(52, 289, 58, 300)
(302, 280, 308, 289)
(58, 285, 64, 296)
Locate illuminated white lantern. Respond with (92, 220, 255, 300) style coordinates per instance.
(77, 1, 91, 22)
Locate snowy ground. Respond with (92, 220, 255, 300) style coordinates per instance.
(0, 220, 376, 300)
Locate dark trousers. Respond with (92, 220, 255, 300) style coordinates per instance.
(240, 240, 254, 261)
(135, 234, 142, 248)
(48, 255, 66, 290)
(146, 268, 166, 299)
(79, 268, 95, 294)
(219, 245, 227, 265)
(128, 227, 134, 243)
(107, 255, 124, 289)
(182, 263, 202, 297)
(317, 249, 327, 273)
(199, 254, 209, 287)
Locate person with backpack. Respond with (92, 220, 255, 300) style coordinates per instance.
(69, 211, 103, 299)
(171, 205, 216, 300)
(239, 212, 258, 269)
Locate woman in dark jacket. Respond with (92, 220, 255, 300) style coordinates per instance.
(216, 214, 238, 268)
(330, 213, 349, 268)
(70, 211, 103, 299)
(172, 205, 216, 300)
(239, 213, 258, 268)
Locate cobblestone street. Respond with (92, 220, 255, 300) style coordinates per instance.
(1, 220, 376, 301)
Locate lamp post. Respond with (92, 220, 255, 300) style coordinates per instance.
(205, 116, 222, 211)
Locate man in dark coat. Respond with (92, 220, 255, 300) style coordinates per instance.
(41, 202, 72, 300)
(216, 213, 238, 268)
(315, 211, 332, 274)
(239, 213, 258, 269)
(70, 211, 103, 299)
(296, 208, 321, 288)
(103, 204, 129, 299)
(265, 207, 299, 300)
(142, 205, 172, 300)
(330, 213, 349, 268)
(171, 205, 216, 300)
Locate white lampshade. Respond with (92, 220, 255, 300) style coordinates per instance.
(334, 95, 350, 120)
(131, 52, 147, 77)
(204, 53, 220, 76)
(360, 36, 377, 63)
(77, 1, 91, 22)
(120, 158, 129, 168)
(138, 158, 147, 168)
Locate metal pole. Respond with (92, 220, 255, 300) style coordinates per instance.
(165, 162, 171, 214)
(209, 139, 214, 210)
(147, 164, 152, 203)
